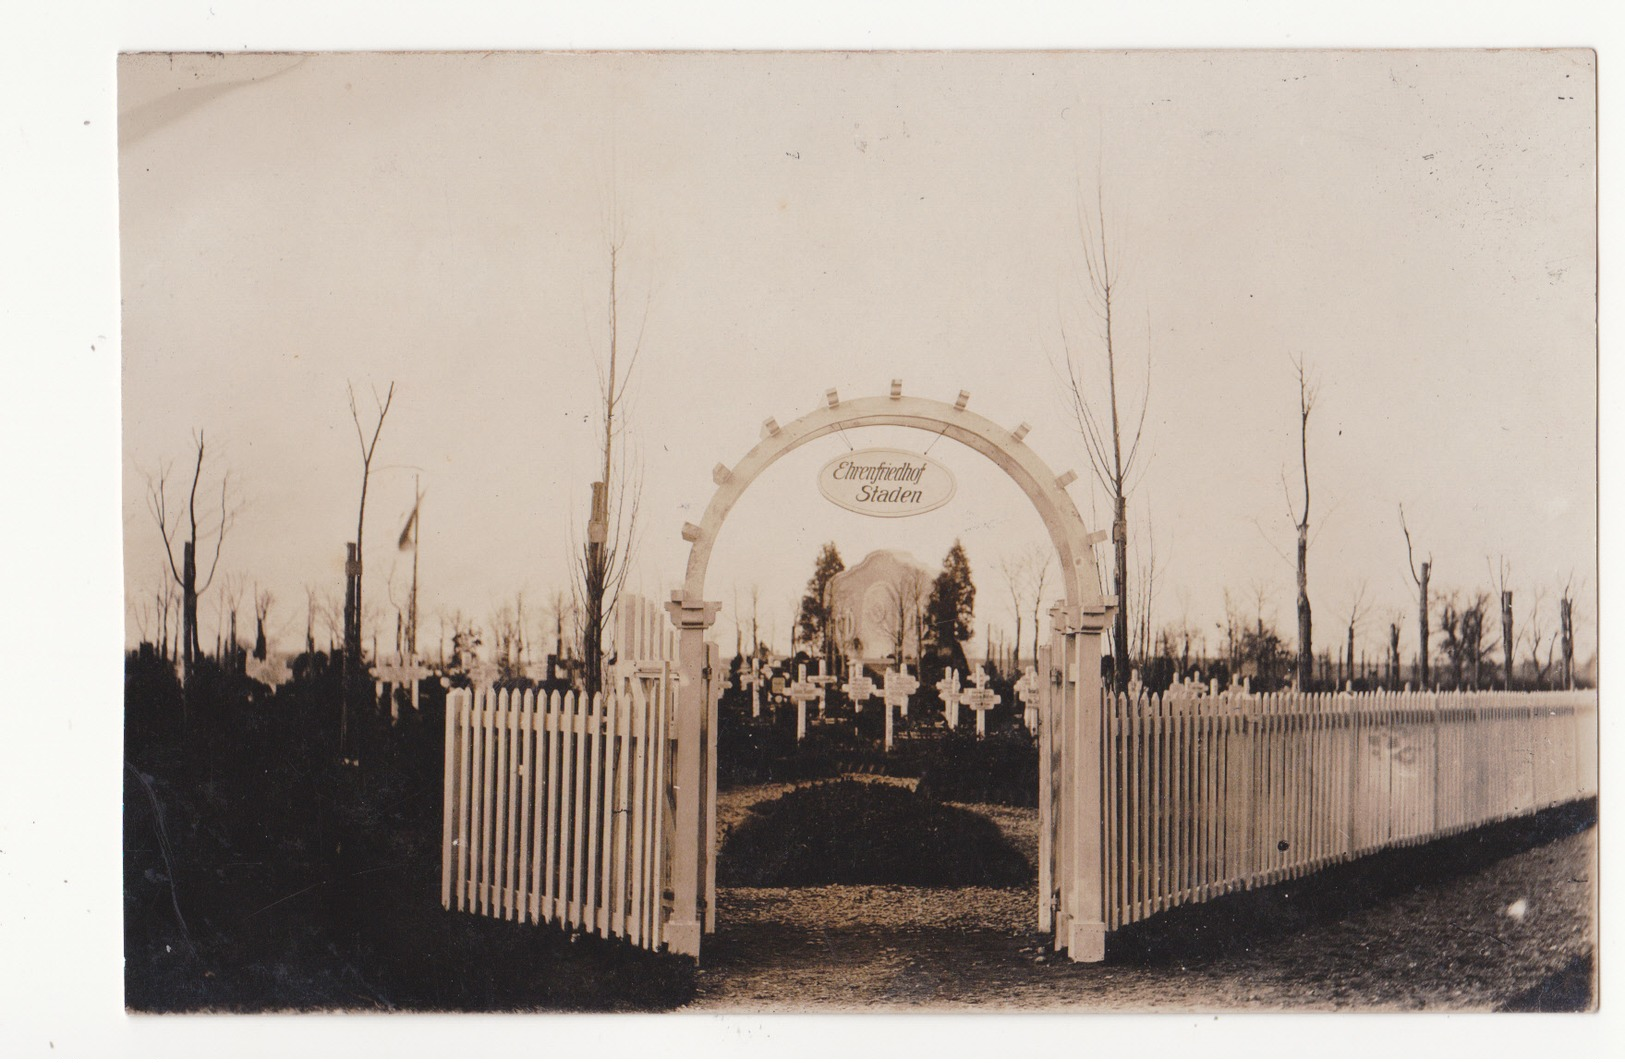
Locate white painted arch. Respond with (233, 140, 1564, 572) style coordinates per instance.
(677, 386, 1108, 614)
(662, 383, 1112, 963)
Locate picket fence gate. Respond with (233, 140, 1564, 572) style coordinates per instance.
(439, 678, 675, 946)
(1071, 687, 1598, 934)
(438, 594, 721, 955)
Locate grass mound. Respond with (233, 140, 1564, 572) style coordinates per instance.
(717, 779, 1032, 888)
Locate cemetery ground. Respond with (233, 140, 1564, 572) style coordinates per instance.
(692, 779, 1595, 1012)
(123, 651, 1594, 1014)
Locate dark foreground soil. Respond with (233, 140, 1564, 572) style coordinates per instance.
(687, 780, 1596, 1012)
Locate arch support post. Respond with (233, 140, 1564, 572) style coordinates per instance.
(664, 593, 719, 959)
(1056, 598, 1111, 962)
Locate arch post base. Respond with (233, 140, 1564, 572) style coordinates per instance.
(664, 594, 720, 962)
(665, 921, 702, 960)
(1066, 919, 1107, 963)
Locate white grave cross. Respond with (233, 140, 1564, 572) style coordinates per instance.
(785, 664, 822, 742)
(936, 667, 964, 730)
(1014, 667, 1041, 732)
(883, 663, 919, 716)
(465, 658, 501, 691)
(739, 657, 768, 717)
(808, 658, 837, 719)
(372, 657, 434, 718)
(841, 662, 879, 709)
(881, 664, 921, 752)
(964, 664, 1002, 737)
(249, 654, 294, 692)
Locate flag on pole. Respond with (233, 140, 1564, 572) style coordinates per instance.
(397, 500, 419, 551)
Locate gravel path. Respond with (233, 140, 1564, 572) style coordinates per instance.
(686, 779, 1595, 1012)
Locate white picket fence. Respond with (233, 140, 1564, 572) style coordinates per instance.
(440, 676, 674, 948)
(1094, 688, 1598, 931)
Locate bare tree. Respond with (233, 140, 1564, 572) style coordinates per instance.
(146, 430, 232, 693)
(132, 597, 153, 649)
(880, 568, 931, 667)
(1438, 590, 1494, 690)
(730, 585, 743, 660)
(1463, 594, 1493, 689)
(1025, 545, 1053, 672)
(1220, 588, 1243, 682)
(445, 610, 482, 673)
(301, 583, 322, 655)
(1282, 357, 1318, 690)
(1524, 588, 1558, 689)
(1559, 573, 1577, 689)
(252, 585, 274, 661)
(1491, 556, 1514, 690)
(1129, 502, 1163, 665)
(1400, 504, 1432, 689)
(344, 381, 395, 680)
(1167, 588, 1196, 679)
(1385, 609, 1404, 689)
(314, 587, 344, 654)
(749, 584, 762, 659)
(218, 572, 246, 673)
(1059, 184, 1152, 694)
(574, 234, 647, 696)
(152, 568, 178, 663)
(490, 597, 523, 679)
(998, 551, 1030, 675)
(546, 588, 575, 675)
(1342, 581, 1370, 688)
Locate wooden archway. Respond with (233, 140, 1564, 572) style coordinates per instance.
(663, 383, 1113, 961)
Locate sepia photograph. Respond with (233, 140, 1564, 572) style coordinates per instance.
(6, 1, 1623, 1052)
(109, 45, 1601, 1023)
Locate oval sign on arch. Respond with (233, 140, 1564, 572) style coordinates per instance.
(817, 446, 957, 518)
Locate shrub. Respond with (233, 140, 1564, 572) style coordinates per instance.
(717, 779, 1032, 887)
(915, 729, 1039, 807)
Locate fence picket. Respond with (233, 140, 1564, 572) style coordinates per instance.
(629, 681, 650, 947)
(455, 692, 472, 912)
(496, 688, 512, 920)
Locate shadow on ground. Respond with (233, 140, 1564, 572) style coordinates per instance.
(1109, 799, 1596, 968)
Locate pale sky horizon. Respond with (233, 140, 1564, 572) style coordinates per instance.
(118, 49, 1598, 669)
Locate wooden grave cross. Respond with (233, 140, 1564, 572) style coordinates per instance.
(841, 662, 880, 713)
(808, 658, 837, 719)
(465, 658, 501, 692)
(964, 664, 1002, 737)
(1014, 666, 1041, 732)
(785, 664, 822, 742)
(739, 657, 768, 717)
(935, 667, 964, 730)
(249, 654, 294, 692)
(880, 664, 920, 752)
(883, 662, 920, 718)
(372, 657, 434, 718)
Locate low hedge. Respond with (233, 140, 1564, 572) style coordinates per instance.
(717, 779, 1032, 887)
(915, 729, 1039, 807)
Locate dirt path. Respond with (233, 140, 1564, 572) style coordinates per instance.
(685, 780, 1595, 1012)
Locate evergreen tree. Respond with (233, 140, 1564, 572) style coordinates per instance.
(794, 542, 845, 661)
(925, 540, 976, 678)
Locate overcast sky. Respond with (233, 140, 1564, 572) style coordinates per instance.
(118, 49, 1596, 665)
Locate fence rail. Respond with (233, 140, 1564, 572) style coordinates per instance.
(440, 678, 673, 950)
(1099, 688, 1597, 931)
